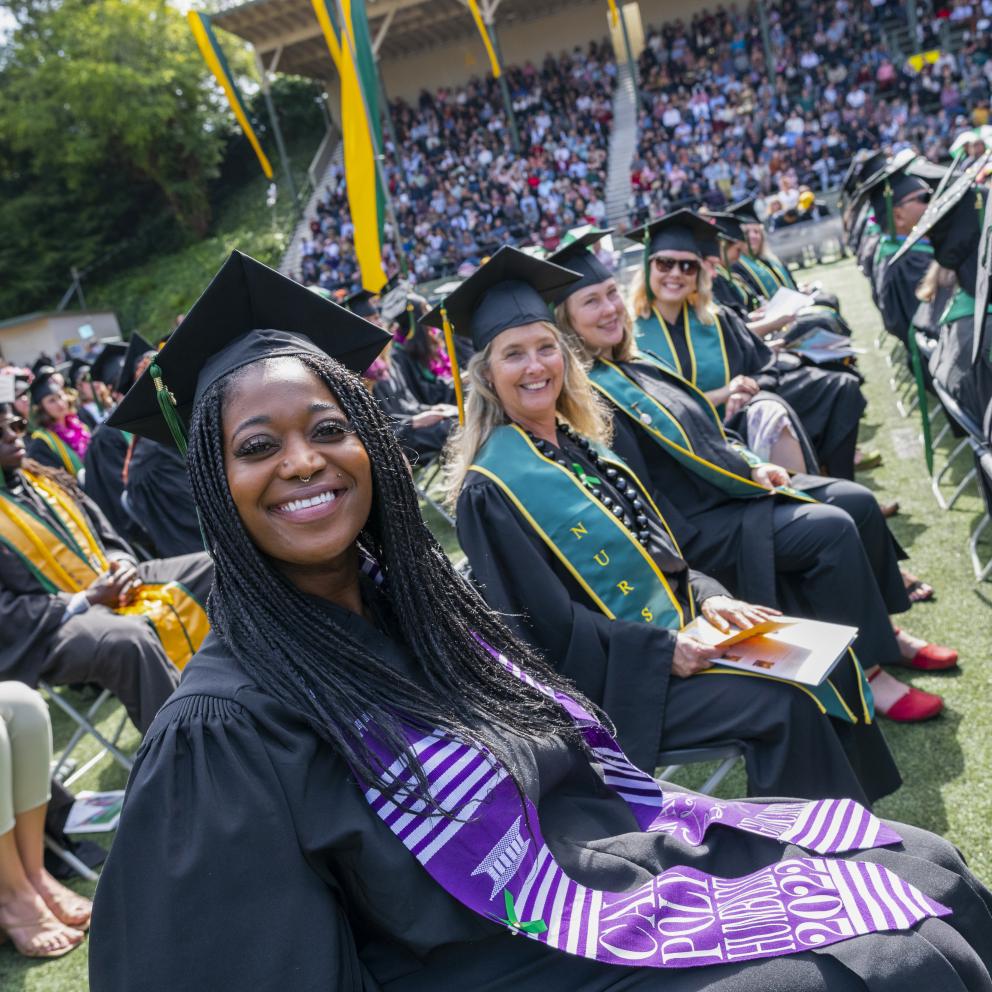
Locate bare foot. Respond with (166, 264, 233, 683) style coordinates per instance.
(0, 888, 85, 959)
(28, 870, 92, 930)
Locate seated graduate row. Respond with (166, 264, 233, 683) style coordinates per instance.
(79, 250, 991, 989)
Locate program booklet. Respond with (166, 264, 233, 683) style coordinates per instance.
(681, 615, 858, 687)
(64, 790, 125, 834)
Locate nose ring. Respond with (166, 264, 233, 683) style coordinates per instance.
(298, 473, 312, 484)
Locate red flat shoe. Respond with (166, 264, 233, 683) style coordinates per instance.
(892, 629, 959, 670)
(879, 685, 944, 722)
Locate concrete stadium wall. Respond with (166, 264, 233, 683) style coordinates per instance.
(373, 0, 722, 102)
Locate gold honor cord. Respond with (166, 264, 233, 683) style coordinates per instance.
(441, 307, 465, 425)
(466, 0, 502, 78)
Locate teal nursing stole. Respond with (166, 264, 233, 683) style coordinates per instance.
(634, 303, 731, 392)
(471, 425, 688, 630)
(588, 358, 813, 503)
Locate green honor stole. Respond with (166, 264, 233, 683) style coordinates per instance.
(634, 303, 731, 393)
(940, 286, 992, 326)
(30, 429, 83, 475)
(736, 254, 783, 297)
(471, 425, 689, 630)
(588, 357, 813, 503)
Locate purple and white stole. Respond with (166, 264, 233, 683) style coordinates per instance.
(356, 639, 949, 969)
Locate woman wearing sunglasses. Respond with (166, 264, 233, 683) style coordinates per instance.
(630, 211, 867, 480)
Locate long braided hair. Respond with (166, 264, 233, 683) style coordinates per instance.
(187, 351, 601, 813)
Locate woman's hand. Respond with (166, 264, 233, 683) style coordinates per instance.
(672, 632, 723, 678)
(86, 559, 141, 608)
(700, 595, 782, 634)
(411, 410, 448, 429)
(751, 463, 791, 489)
(709, 375, 759, 411)
(723, 390, 753, 420)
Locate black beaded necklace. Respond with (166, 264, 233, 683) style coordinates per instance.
(523, 424, 652, 547)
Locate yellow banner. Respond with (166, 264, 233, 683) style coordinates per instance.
(310, 0, 342, 74)
(467, 0, 502, 79)
(607, 0, 620, 27)
(188, 11, 273, 180)
(339, 0, 386, 292)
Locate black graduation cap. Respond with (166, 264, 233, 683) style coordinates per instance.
(30, 355, 55, 376)
(726, 198, 762, 226)
(706, 212, 746, 243)
(67, 358, 92, 389)
(421, 245, 580, 351)
(852, 150, 930, 233)
(343, 289, 378, 319)
(115, 333, 156, 395)
(29, 363, 69, 406)
(89, 342, 128, 388)
(545, 227, 614, 303)
(841, 149, 887, 198)
(890, 150, 990, 268)
(107, 251, 390, 448)
(627, 209, 716, 257)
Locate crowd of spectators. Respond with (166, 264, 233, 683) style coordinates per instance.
(298, 42, 614, 293)
(629, 0, 992, 224)
(294, 0, 992, 293)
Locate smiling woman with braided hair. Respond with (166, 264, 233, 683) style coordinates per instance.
(89, 253, 992, 992)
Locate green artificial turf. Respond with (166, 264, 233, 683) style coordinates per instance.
(2, 256, 988, 986)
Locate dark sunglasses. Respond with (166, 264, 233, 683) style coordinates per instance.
(899, 191, 931, 207)
(652, 256, 701, 275)
(0, 417, 27, 437)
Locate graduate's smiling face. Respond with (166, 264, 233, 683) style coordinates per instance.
(487, 322, 565, 427)
(649, 251, 700, 306)
(222, 357, 373, 575)
(564, 278, 626, 357)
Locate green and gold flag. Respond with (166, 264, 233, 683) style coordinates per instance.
(187, 11, 273, 180)
(312, 0, 387, 292)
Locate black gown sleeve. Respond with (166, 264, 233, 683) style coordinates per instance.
(456, 478, 676, 770)
(720, 308, 780, 388)
(89, 692, 379, 992)
(25, 436, 64, 471)
(879, 251, 932, 344)
(126, 440, 203, 558)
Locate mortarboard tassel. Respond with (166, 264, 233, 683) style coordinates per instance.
(149, 362, 188, 456)
(884, 180, 895, 236)
(405, 301, 417, 343)
(440, 306, 465, 426)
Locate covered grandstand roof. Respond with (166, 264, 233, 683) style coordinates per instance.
(211, 0, 596, 79)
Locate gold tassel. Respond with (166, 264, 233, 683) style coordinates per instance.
(441, 306, 465, 426)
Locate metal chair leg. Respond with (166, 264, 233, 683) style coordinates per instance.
(969, 514, 992, 580)
(43, 836, 99, 883)
(932, 437, 972, 509)
(946, 465, 978, 510)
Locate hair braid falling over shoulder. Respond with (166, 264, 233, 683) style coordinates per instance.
(186, 352, 599, 814)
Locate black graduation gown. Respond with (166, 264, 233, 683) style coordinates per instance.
(89, 622, 992, 991)
(659, 307, 866, 478)
(604, 360, 909, 657)
(372, 373, 454, 462)
(0, 469, 212, 730)
(389, 345, 456, 408)
(457, 432, 892, 804)
(874, 247, 933, 346)
(124, 437, 203, 557)
(930, 315, 987, 427)
(82, 424, 132, 539)
(26, 433, 79, 474)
